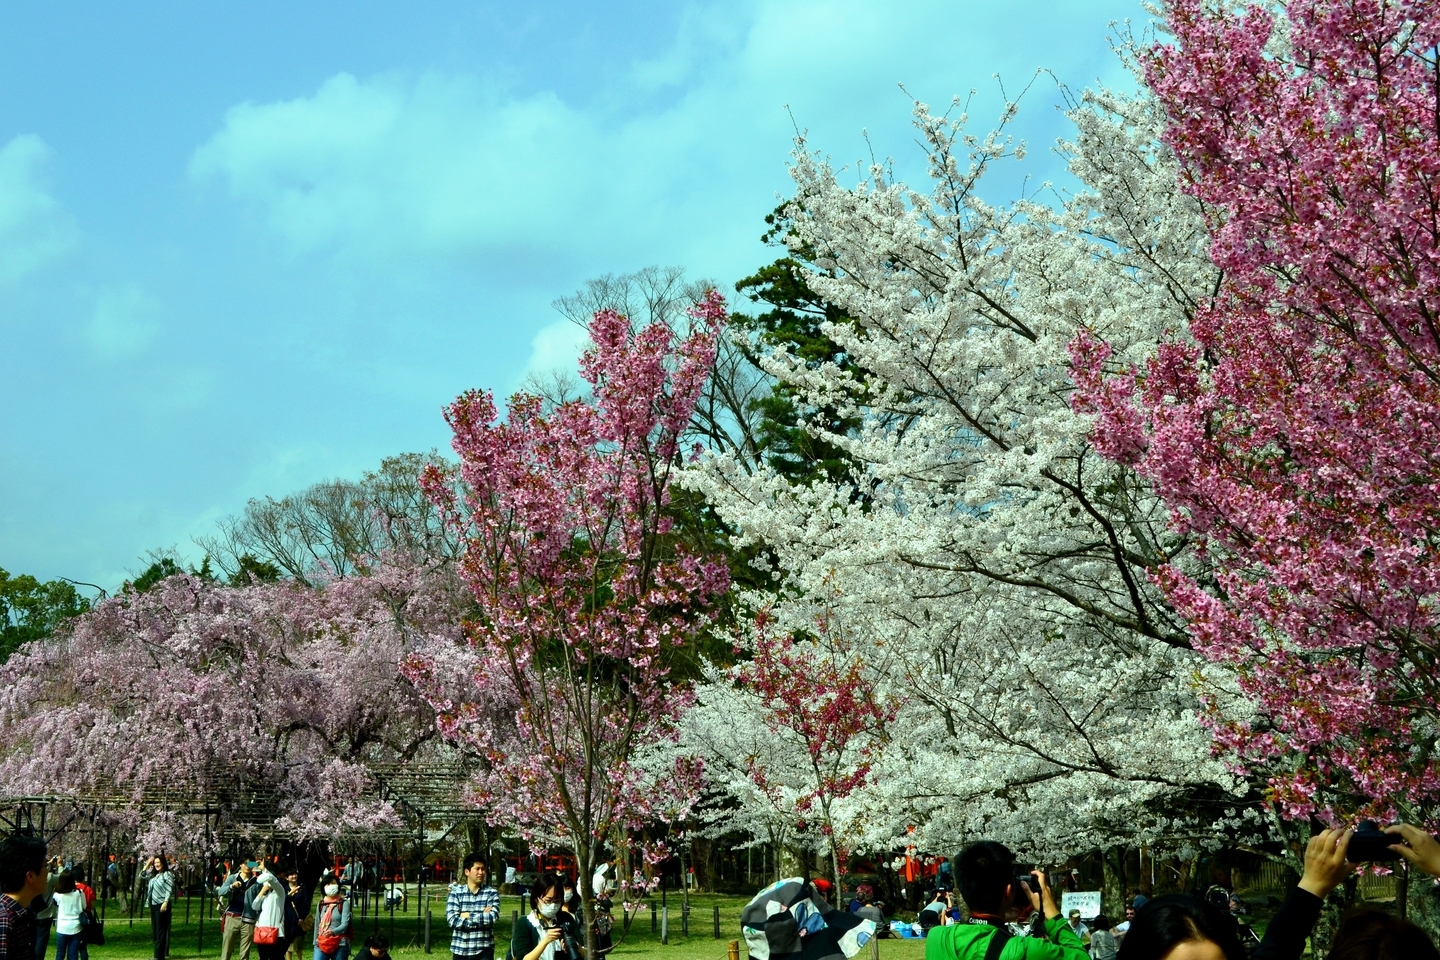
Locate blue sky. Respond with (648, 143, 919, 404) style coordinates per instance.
(0, 0, 1145, 589)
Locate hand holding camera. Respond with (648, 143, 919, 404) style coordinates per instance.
(1298, 827, 1355, 899)
(1385, 823, 1440, 878)
(1010, 869, 1058, 921)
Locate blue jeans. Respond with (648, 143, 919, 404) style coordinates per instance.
(55, 932, 82, 960)
(314, 944, 349, 960)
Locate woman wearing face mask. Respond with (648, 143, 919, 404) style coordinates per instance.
(313, 876, 352, 960)
(560, 877, 578, 925)
(508, 873, 581, 960)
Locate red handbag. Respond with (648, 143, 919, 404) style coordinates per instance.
(316, 902, 344, 955)
(254, 926, 279, 946)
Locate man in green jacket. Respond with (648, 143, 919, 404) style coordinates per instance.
(925, 842, 1087, 960)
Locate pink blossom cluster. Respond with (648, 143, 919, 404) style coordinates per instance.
(405, 293, 730, 883)
(736, 609, 899, 841)
(1071, 0, 1440, 818)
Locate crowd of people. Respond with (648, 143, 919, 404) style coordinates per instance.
(7, 829, 1440, 960)
(0, 841, 403, 960)
(920, 825, 1440, 960)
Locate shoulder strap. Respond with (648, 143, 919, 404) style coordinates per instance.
(982, 925, 1012, 960)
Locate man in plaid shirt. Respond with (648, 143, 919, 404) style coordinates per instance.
(446, 855, 499, 960)
(1, 834, 48, 960)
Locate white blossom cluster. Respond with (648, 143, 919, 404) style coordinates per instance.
(684, 76, 1253, 862)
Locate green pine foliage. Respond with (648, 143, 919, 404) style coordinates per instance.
(732, 208, 864, 487)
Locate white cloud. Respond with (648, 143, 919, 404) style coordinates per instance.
(523, 317, 591, 380)
(0, 134, 78, 285)
(86, 283, 161, 358)
(189, 71, 611, 263)
(187, 0, 1142, 281)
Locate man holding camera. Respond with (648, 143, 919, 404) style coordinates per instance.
(216, 860, 260, 960)
(925, 842, 1086, 960)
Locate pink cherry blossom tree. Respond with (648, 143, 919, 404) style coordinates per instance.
(734, 606, 899, 888)
(0, 559, 480, 854)
(404, 292, 731, 957)
(1071, 0, 1440, 821)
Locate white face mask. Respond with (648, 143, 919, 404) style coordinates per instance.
(325, 885, 340, 897)
(538, 902, 560, 919)
(563, 891, 573, 903)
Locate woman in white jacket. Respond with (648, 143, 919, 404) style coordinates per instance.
(250, 862, 288, 960)
(52, 872, 87, 960)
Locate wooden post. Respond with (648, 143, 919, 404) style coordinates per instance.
(870, 932, 880, 960)
(424, 907, 432, 953)
(728, 940, 741, 960)
(681, 903, 689, 937)
(661, 906, 669, 945)
(197, 852, 207, 955)
(650, 901, 657, 933)
(713, 905, 721, 938)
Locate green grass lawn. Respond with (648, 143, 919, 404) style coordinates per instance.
(78, 893, 928, 960)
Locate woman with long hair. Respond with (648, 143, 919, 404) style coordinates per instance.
(146, 856, 175, 960)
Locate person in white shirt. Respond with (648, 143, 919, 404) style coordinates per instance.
(1112, 903, 1138, 943)
(591, 863, 612, 901)
(52, 873, 87, 960)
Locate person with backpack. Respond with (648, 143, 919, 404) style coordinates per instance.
(312, 877, 351, 960)
(925, 842, 1087, 960)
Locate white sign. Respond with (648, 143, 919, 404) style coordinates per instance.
(1061, 891, 1102, 920)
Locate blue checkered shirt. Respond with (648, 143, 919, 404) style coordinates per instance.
(446, 883, 499, 957)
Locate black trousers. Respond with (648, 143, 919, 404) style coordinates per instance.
(151, 905, 172, 960)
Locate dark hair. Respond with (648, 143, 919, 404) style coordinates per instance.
(1116, 895, 1245, 960)
(461, 853, 485, 873)
(955, 841, 1016, 915)
(1329, 908, 1440, 960)
(1092, 916, 1112, 932)
(56, 871, 76, 894)
(0, 834, 48, 894)
(154, 855, 169, 872)
(363, 935, 390, 953)
(70, 866, 87, 884)
(531, 871, 566, 909)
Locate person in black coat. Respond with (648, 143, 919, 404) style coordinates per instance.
(507, 873, 581, 960)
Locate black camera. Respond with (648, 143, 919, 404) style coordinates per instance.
(1347, 820, 1402, 863)
(1011, 874, 1037, 908)
(558, 923, 580, 960)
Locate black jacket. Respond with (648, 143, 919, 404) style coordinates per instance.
(507, 913, 581, 960)
(1252, 887, 1324, 960)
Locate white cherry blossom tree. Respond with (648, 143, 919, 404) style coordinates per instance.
(687, 74, 1257, 861)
